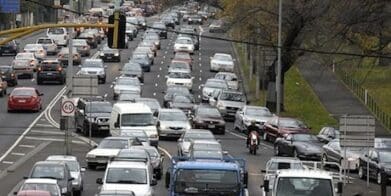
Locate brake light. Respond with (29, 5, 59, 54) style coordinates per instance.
(57, 67, 63, 72)
(37, 67, 42, 72)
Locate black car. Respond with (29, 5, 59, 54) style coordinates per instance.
(358, 148, 391, 184)
(0, 39, 19, 56)
(191, 105, 226, 134)
(0, 65, 17, 86)
(274, 133, 324, 161)
(130, 54, 152, 72)
(36, 59, 66, 85)
(152, 22, 167, 39)
(74, 97, 112, 136)
(317, 126, 340, 143)
(163, 86, 194, 108)
(100, 45, 121, 62)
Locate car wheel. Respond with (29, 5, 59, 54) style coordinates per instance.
(274, 145, 280, 156)
(263, 132, 268, 141)
(377, 171, 382, 184)
(146, 67, 151, 72)
(358, 165, 365, 179)
(293, 149, 298, 158)
(73, 190, 81, 196)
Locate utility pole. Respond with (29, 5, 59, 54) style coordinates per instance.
(249, 37, 254, 81)
(255, 28, 261, 99)
(63, 38, 74, 155)
(276, 0, 283, 114)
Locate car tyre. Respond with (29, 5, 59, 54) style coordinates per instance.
(37, 78, 43, 85)
(358, 165, 365, 179)
(0, 91, 4, 97)
(274, 145, 280, 156)
(377, 171, 382, 184)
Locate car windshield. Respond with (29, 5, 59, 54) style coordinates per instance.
(135, 100, 160, 110)
(245, 107, 272, 117)
(168, 72, 192, 79)
(192, 150, 223, 159)
(379, 151, 391, 163)
(197, 108, 220, 117)
(21, 183, 59, 196)
(176, 39, 192, 44)
(279, 119, 307, 129)
(37, 39, 52, 44)
(267, 161, 304, 171)
(85, 103, 112, 113)
(167, 87, 190, 95)
(25, 45, 42, 51)
(215, 73, 236, 81)
(11, 89, 35, 96)
(118, 93, 140, 101)
(214, 54, 232, 61)
(160, 111, 187, 121)
(220, 92, 245, 102)
(121, 113, 153, 126)
(276, 177, 333, 196)
(31, 165, 64, 179)
(205, 80, 227, 89)
(184, 132, 214, 141)
(175, 53, 190, 60)
(48, 28, 65, 34)
(106, 168, 147, 184)
(170, 62, 189, 69)
(132, 55, 148, 61)
(98, 139, 129, 149)
(83, 61, 102, 68)
(292, 134, 318, 142)
(173, 96, 191, 103)
(175, 170, 239, 192)
(15, 53, 34, 59)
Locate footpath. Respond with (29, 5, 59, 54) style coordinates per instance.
(296, 55, 389, 136)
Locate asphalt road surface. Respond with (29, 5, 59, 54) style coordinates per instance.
(0, 5, 390, 196)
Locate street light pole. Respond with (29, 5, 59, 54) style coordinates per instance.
(276, 0, 283, 114)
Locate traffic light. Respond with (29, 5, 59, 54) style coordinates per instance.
(108, 11, 126, 49)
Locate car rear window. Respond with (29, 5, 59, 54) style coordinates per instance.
(41, 63, 60, 71)
(48, 28, 65, 34)
(37, 39, 52, 44)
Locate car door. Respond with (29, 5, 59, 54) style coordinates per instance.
(360, 150, 370, 177)
(75, 100, 85, 130)
(369, 150, 379, 178)
(327, 142, 341, 163)
(278, 134, 291, 155)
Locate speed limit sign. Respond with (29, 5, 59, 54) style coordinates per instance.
(61, 98, 76, 117)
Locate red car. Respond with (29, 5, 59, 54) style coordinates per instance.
(173, 52, 193, 68)
(8, 87, 43, 112)
(263, 116, 310, 141)
(17, 190, 51, 196)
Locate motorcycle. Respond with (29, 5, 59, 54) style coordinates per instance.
(249, 132, 259, 155)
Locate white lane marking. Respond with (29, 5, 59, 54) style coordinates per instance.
(199, 77, 202, 81)
(45, 87, 67, 128)
(200, 70, 202, 73)
(159, 67, 162, 71)
(24, 136, 86, 144)
(31, 130, 65, 135)
(163, 56, 166, 59)
(158, 146, 172, 160)
(31, 78, 35, 82)
(155, 83, 158, 87)
(227, 130, 273, 149)
(157, 74, 160, 78)
(161, 61, 164, 64)
(0, 86, 66, 162)
(18, 144, 35, 148)
(35, 124, 54, 127)
(2, 161, 14, 164)
(11, 152, 25, 156)
(153, 92, 156, 96)
(199, 57, 201, 60)
(110, 85, 113, 88)
(164, 51, 168, 54)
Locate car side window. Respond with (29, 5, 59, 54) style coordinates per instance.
(285, 134, 292, 141)
(35, 90, 39, 96)
(371, 151, 378, 161)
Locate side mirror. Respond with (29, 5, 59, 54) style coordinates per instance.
(336, 181, 343, 193)
(80, 167, 86, 172)
(165, 171, 170, 188)
(261, 169, 266, 173)
(39, 93, 44, 96)
(114, 121, 120, 128)
(96, 178, 103, 184)
(200, 84, 204, 88)
(68, 177, 75, 181)
(177, 138, 183, 142)
(79, 109, 84, 114)
(263, 179, 270, 192)
(160, 153, 165, 157)
(151, 179, 157, 186)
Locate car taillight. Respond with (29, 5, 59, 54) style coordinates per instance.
(37, 67, 42, 72)
(57, 67, 63, 72)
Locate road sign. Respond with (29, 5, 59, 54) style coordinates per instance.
(339, 115, 375, 148)
(61, 98, 76, 117)
(72, 75, 98, 97)
(0, 0, 20, 13)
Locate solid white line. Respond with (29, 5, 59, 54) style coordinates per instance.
(31, 130, 65, 135)
(18, 144, 35, 148)
(158, 146, 172, 160)
(157, 75, 160, 78)
(11, 152, 25, 156)
(24, 136, 85, 144)
(0, 86, 66, 162)
(155, 83, 158, 87)
(2, 161, 14, 164)
(35, 124, 54, 127)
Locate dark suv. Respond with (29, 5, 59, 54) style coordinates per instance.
(37, 59, 66, 85)
(0, 65, 18, 86)
(0, 39, 19, 56)
(74, 97, 112, 136)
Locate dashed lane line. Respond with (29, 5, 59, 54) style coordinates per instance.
(10, 152, 25, 156)
(2, 161, 14, 164)
(35, 124, 54, 127)
(24, 136, 86, 145)
(18, 145, 35, 148)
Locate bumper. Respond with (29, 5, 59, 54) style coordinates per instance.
(37, 73, 65, 81)
(297, 153, 322, 161)
(174, 48, 194, 54)
(159, 129, 186, 138)
(194, 123, 225, 133)
(100, 55, 120, 62)
(89, 123, 110, 133)
(14, 68, 34, 75)
(8, 102, 40, 111)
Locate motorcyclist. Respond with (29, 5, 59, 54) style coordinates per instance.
(246, 121, 260, 147)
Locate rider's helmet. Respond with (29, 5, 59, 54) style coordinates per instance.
(250, 120, 256, 126)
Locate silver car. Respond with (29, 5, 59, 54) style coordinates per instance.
(72, 39, 91, 57)
(210, 90, 247, 120)
(234, 106, 273, 133)
(78, 58, 107, 84)
(201, 78, 228, 102)
(210, 53, 234, 72)
(36, 37, 58, 55)
(12, 52, 39, 78)
(214, 72, 239, 90)
(46, 155, 85, 195)
(23, 44, 47, 60)
(157, 109, 191, 138)
(113, 76, 142, 100)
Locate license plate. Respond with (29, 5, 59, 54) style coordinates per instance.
(4, 50, 9, 53)
(97, 160, 107, 163)
(18, 100, 26, 103)
(107, 56, 112, 59)
(100, 126, 109, 129)
(208, 125, 215, 128)
(46, 73, 53, 75)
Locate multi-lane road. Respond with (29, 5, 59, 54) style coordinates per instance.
(0, 7, 390, 196)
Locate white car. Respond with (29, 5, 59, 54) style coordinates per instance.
(201, 78, 229, 102)
(234, 106, 274, 133)
(47, 27, 69, 46)
(174, 37, 194, 54)
(113, 76, 142, 100)
(78, 58, 107, 84)
(157, 109, 191, 138)
(210, 53, 234, 72)
(215, 72, 239, 90)
(165, 70, 194, 90)
(97, 160, 156, 196)
(46, 155, 85, 194)
(12, 52, 39, 77)
(36, 37, 58, 55)
(16, 178, 61, 196)
(23, 44, 47, 60)
(85, 137, 134, 169)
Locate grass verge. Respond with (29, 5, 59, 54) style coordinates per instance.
(234, 44, 337, 134)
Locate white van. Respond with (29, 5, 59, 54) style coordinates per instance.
(110, 103, 159, 147)
(46, 27, 69, 46)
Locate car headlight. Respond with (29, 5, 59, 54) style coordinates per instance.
(142, 22, 146, 26)
(159, 124, 168, 130)
(61, 187, 67, 194)
(243, 118, 251, 125)
(154, 41, 159, 45)
(114, 52, 119, 56)
(150, 134, 158, 138)
(217, 102, 225, 110)
(100, 52, 104, 56)
(86, 153, 95, 158)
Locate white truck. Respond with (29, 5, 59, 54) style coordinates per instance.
(261, 169, 343, 196)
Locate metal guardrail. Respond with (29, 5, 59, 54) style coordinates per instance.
(335, 67, 391, 131)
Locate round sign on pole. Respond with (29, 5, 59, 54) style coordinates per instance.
(61, 98, 76, 117)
